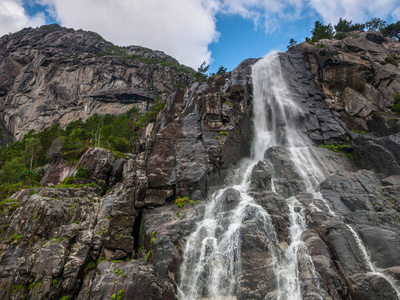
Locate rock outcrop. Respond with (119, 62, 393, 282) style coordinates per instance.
(0, 24, 195, 142)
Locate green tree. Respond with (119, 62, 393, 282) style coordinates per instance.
(195, 61, 209, 81)
(197, 61, 209, 74)
(310, 21, 333, 42)
(0, 157, 25, 184)
(365, 18, 387, 31)
(335, 18, 353, 33)
(381, 21, 400, 41)
(216, 65, 227, 75)
(25, 138, 42, 171)
(287, 38, 297, 49)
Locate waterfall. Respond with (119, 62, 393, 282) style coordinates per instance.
(178, 52, 399, 299)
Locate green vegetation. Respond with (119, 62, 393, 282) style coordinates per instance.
(196, 61, 209, 81)
(175, 196, 190, 208)
(146, 250, 153, 264)
(8, 233, 23, 244)
(209, 65, 228, 76)
(392, 93, 400, 114)
(10, 284, 25, 295)
(304, 18, 400, 45)
(84, 261, 97, 272)
(95, 43, 195, 77)
(306, 21, 333, 43)
(138, 246, 145, 252)
(318, 143, 353, 159)
(75, 166, 88, 179)
(174, 196, 199, 208)
(117, 289, 124, 300)
(383, 54, 399, 66)
(54, 182, 96, 189)
(351, 129, 367, 134)
(287, 38, 297, 49)
(0, 101, 166, 194)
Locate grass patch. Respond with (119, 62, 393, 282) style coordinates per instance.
(318, 143, 353, 160)
(8, 233, 23, 244)
(54, 182, 96, 189)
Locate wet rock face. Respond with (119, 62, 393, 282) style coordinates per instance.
(141, 58, 255, 199)
(0, 24, 194, 141)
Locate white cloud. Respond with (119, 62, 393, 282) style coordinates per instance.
(2, 0, 399, 69)
(308, 0, 400, 25)
(219, 0, 305, 33)
(392, 7, 400, 20)
(39, 0, 220, 68)
(0, 0, 45, 36)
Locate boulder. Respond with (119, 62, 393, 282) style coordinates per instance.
(77, 147, 115, 183)
(250, 161, 272, 190)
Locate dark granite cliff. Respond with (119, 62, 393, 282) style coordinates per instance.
(0, 27, 400, 300)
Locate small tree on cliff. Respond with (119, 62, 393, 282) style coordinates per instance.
(195, 61, 209, 81)
(287, 38, 297, 49)
(365, 18, 387, 31)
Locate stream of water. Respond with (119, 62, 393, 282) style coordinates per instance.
(177, 52, 399, 299)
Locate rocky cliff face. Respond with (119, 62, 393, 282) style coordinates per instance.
(0, 24, 195, 142)
(0, 29, 400, 300)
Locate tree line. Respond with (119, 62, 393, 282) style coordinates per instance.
(0, 100, 165, 186)
(288, 17, 400, 49)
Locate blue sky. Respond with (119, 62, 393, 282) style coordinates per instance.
(1, 0, 399, 74)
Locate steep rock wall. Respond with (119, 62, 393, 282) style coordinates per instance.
(0, 24, 194, 141)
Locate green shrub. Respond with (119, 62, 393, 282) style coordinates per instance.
(117, 289, 124, 300)
(175, 196, 190, 208)
(146, 250, 153, 264)
(392, 93, 400, 113)
(75, 166, 88, 179)
(385, 54, 399, 66)
(62, 177, 74, 185)
(318, 143, 353, 160)
(8, 233, 23, 244)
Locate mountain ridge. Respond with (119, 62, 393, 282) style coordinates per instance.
(0, 24, 195, 143)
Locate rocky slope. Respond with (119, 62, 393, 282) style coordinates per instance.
(0, 24, 195, 142)
(0, 29, 400, 300)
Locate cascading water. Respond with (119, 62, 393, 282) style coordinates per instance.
(178, 52, 324, 300)
(178, 52, 399, 299)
